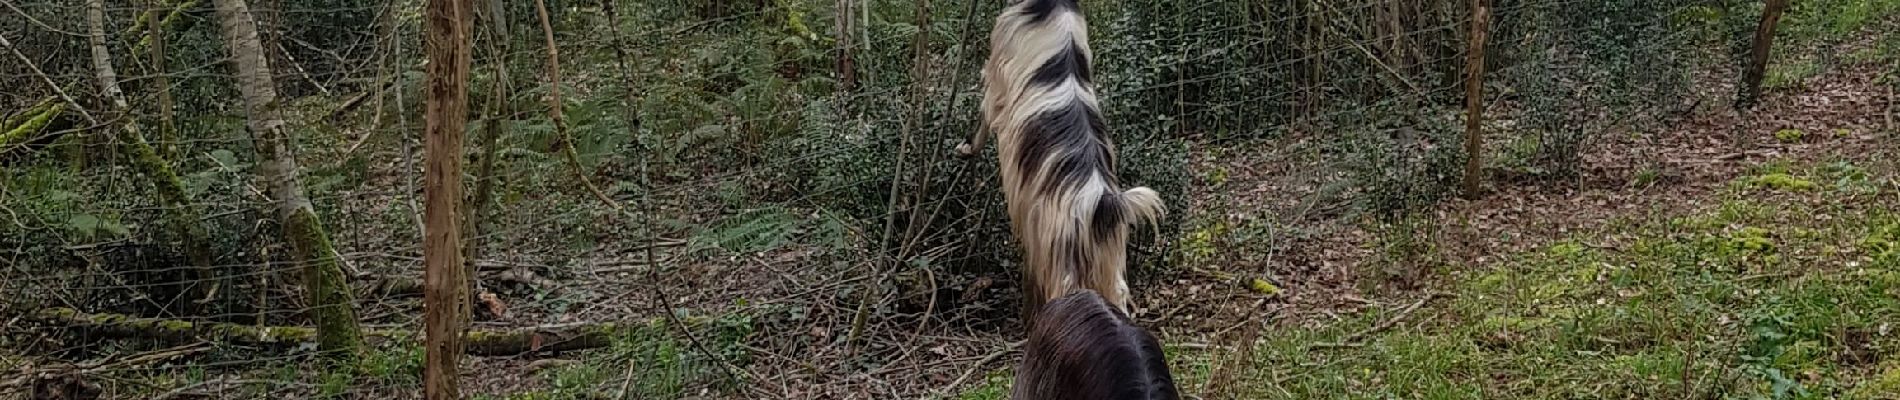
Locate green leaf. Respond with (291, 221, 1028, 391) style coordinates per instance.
(208, 149, 239, 171)
(67, 214, 102, 236)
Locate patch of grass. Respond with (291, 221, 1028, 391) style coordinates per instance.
(1632, 167, 1663, 187)
(535, 314, 754, 399)
(1215, 159, 1900, 399)
(358, 344, 424, 385)
(1765, 59, 1824, 90)
(956, 371, 1014, 400)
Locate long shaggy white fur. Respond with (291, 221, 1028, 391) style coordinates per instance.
(962, 0, 1164, 320)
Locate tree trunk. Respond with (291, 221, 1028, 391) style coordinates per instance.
(88, 0, 218, 315)
(465, 0, 512, 320)
(535, 0, 616, 206)
(1737, 0, 1789, 109)
(1462, 0, 1489, 199)
(209, 0, 364, 359)
(130, 0, 205, 55)
(834, 0, 856, 92)
(422, 0, 475, 396)
(146, 0, 181, 163)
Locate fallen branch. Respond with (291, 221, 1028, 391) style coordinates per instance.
(940, 340, 1024, 396)
(153, 379, 317, 400)
(0, 342, 210, 391)
(26, 307, 626, 356)
(1307, 292, 1449, 350)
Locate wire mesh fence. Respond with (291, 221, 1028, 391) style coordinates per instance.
(2, 0, 1896, 398)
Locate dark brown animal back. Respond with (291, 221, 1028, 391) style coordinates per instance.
(1012, 290, 1179, 400)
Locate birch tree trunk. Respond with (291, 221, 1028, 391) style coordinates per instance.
(87, 0, 217, 315)
(209, 0, 364, 358)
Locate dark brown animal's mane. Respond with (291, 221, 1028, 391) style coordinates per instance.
(1012, 290, 1179, 400)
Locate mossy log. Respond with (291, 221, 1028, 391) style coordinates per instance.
(3, 97, 57, 129)
(2, 100, 67, 151)
(29, 308, 623, 356)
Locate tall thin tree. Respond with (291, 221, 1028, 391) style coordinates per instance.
(145, 0, 180, 162)
(422, 0, 475, 396)
(209, 0, 364, 358)
(1738, 0, 1789, 109)
(86, 0, 217, 315)
(1462, 0, 1490, 199)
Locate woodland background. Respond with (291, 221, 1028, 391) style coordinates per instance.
(2, 0, 1898, 398)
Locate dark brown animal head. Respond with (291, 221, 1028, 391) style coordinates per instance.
(1012, 290, 1178, 400)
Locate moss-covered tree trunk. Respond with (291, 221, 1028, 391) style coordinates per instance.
(209, 0, 363, 360)
(146, 0, 181, 162)
(87, 0, 217, 314)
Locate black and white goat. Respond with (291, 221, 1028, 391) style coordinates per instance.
(957, 0, 1163, 320)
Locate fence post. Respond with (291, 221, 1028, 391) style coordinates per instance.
(1462, 0, 1489, 199)
(423, 0, 475, 397)
(1738, 0, 1790, 109)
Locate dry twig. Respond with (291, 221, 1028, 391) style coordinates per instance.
(940, 340, 1024, 396)
(1307, 292, 1449, 349)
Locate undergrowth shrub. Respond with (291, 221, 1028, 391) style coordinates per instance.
(1507, 0, 1702, 180)
(1326, 105, 1467, 218)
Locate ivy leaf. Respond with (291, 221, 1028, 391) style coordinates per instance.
(209, 149, 240, 171)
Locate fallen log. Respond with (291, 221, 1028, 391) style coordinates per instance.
(28, 308, 626, 356)
(2, 100, 67, 151)
(3, 97, 57, 129)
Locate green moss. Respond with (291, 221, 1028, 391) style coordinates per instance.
(115, 122, 216, 312)
(1731, 226, 1777, 254)
(1853, 365, 1900, 399)
(1776, 129, 1805, 143)
(1249, 278, 1282, 296)
(3, 97, 56, 129)
(1, 102, 65, 146)
(157, 319, 195, 331)
(1744, 173, 1818, 192)
(285, 207, 364, 360)
(1205, 166, 1230, 186)
(1176, 220, 1228, 265)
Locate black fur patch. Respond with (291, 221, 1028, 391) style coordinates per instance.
(1016, 290, 1181, 400)
(1022, 0, 1081, 24)
(1030, 41, 1092, 87)
(1014, 101, 1113, 196)
(1091, 192, 1123, 244)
